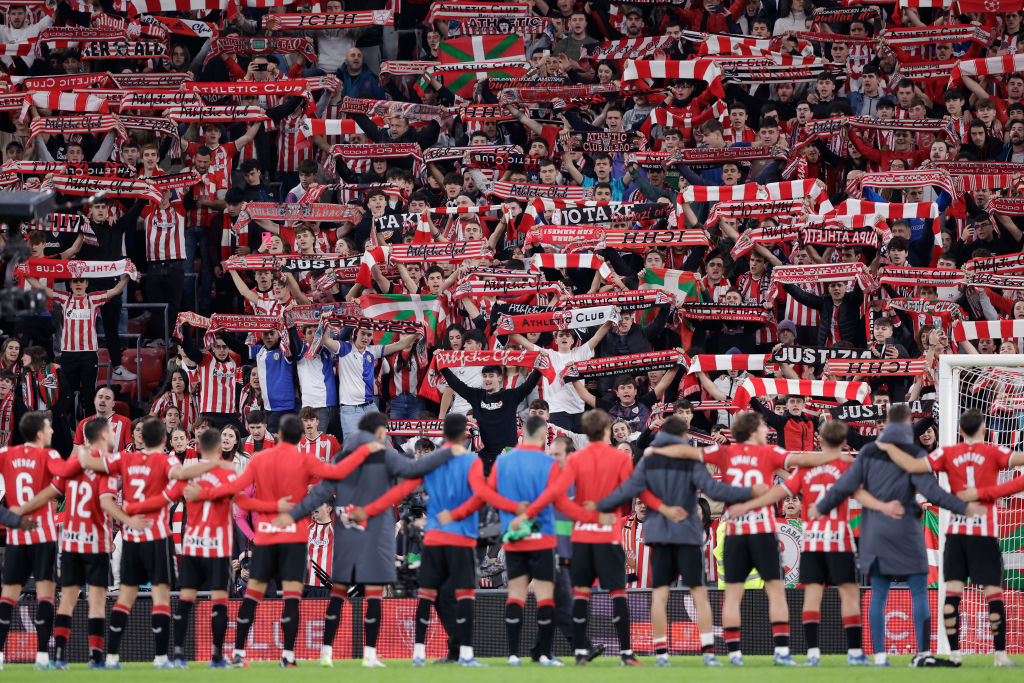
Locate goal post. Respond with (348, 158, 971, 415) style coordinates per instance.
(936, 354, 1024, 656)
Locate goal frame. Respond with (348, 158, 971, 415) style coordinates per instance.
(935, 354, 1024, 655)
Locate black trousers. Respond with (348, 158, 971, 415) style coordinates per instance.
(61, 350, 98, 416)
(88, 278, 122, 367)
(145, 260, 185, 342)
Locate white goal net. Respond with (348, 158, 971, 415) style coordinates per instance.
(937, 355, 1024, 655)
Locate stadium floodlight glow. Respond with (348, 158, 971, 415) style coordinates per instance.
(936, 354, 1024, 656)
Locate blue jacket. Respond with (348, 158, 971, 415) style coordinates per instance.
(340, 66, 386, 100)
(495, 446, 557, 538)
(423, 452, 479, 540)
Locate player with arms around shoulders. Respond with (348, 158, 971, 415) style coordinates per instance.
(876, 408, 1023, 668)
(726, 419, 905, 666)
(646, 410, 844, 667)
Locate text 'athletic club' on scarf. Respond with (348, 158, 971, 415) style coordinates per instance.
(496, 305, 619, 335)
(425, 349, 555, 386)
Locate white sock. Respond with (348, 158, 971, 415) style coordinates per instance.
(575, 648, 588, 656)
(459, 646, 473, 661)
(874, 653, 887, 665)
(620, 649, 632, 656)
(36, 653, 49, 665)
(774, 646, 790, 656)
(234, 649, 245, 659)
(153, 655, 168, 666)
(700, 633, 714, 649)
(364, 646, 376, 660)
(106, 654, 120, 666)
(808, 648, 820, 660)
(321, 645, 332, 658)
(848, 648, 863, 657)
(413, 643, 426, 660)
(729, 650, 741, 659)
(282, 650, 294, 662)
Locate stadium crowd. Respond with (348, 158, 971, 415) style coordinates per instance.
(0, 0, 1020, 671)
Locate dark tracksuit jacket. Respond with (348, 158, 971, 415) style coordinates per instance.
(597, 432, 752, 545)
(816, 422, 968, 576)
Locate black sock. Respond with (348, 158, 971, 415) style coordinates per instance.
(364, 595, 382, 649)
(234, 592, 262, 652)
(53, 613, 72, 662)
(804, 622, 819, 650)
(152, 606, 171, 658)
(844, 617, 863, 652)
(88, 617, 105, 663)
(537, 600, 555, 659)
(35, 598, 54, 656)
(107, 605, 130, 656)
(415, 596, 433, 645)
(211, 602, 227, 662)
(173, 599, 194, 658)
(611, 594, 631, 653)
(944, 594, 962, 652)
(505, 600, 523, 658)
(989, 597, 1006, 652)
(572, 597, 589, 653)
(281, 592, 300, 652)
(456, 597, 474, 649)
(323, 596, 345, 647)
(771, 621, 790, 649)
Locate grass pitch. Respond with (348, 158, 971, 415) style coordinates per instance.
(0, 655, 1019, 681)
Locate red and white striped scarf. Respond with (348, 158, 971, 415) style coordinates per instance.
(490, 181, 593, 201)
(687, 354, 770, 375)
(562, 350, 684, 381)
(621, 59, 725, 96)
(300, 118, 362, 138)
(770, 263, 875, 291)
(825, 358, 929, 377)
(496, 306, 618, 334)
(965, 272, 1024, 292)
(732, 378, 870, 408)
(964, 252, 1024, 274)
(388, 240, 491, 263)
(14, 258, 140, 281)
(183, 80, 311, 98)
(561, 289, 671, 311)
(589, 35, 676, 60)
(203, 36, 317, 67)
(706, 198, 805, 226)
(166, 105, 268, 122)
(49, 175, 161, 203)
(879, 267, 964, 288)
(640, 100, 727, 136)
(828, 199, 938, 221)
(117, 92, 204, 110)
(859, 170, 957, 201)
(425, 1, 530, 24)
(951, 319, 1024, 343)
(530, 252, 614, 282)
(263, 10, 392, 29)
(28, 114, 123, 142)
(679, 178, 824, 205)
(380, 60, 439, 76)
(949, 52, 1024, 87)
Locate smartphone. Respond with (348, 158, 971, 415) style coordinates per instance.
(254, 63, 269, 71)
(262, 232, 272, 244)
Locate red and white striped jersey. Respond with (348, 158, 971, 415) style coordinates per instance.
(701, 278, 730, 303)
(0, 444, 64, 545)
(150, 392, 200, 436)
(388, 349, 423, 397)
(736, 270, 776, 344)
(621, 514, 652, 588)
(74, 413, 132, 452)
(928, 442, 1012, 538)
(703, 522, 718, 584)
(276, 112, 310, 173)
(104, 449, 182, 543)
(62, 468, 116, 554)
(298, 433, 340, 463)
(781, 459, 856, 553)
(143, 202, 187, 261)
(187, 141, 237, 189)
(169, 466, 237, 558)
(186, 353, 240, 415)
(703, 442, 791, 535)
(306, 519, 334, 586)
(185, 169, 227, 228)
(244, 288, 277, 316)
(51, 291, 106, 353)
(782, 281, 823, 327)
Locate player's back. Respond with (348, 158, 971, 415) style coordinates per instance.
(0, 444, 61, 544)
(785, 459, 854, 553)
(62, 466, 115, 554)
(109, 448, 181, 542)
(249, 443, 317, 502)
(182, 465, 237, 557)
(706, 442, 788, 535)
(929, 442, 1010, 537)
(567, 441, 633, 502)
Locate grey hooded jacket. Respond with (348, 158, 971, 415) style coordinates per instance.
(288, 430, 456, 584)
(598, 431, 752, 545)
(815, 422, 968, 576)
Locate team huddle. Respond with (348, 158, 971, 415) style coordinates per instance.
(0, 404, 1018, 669)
